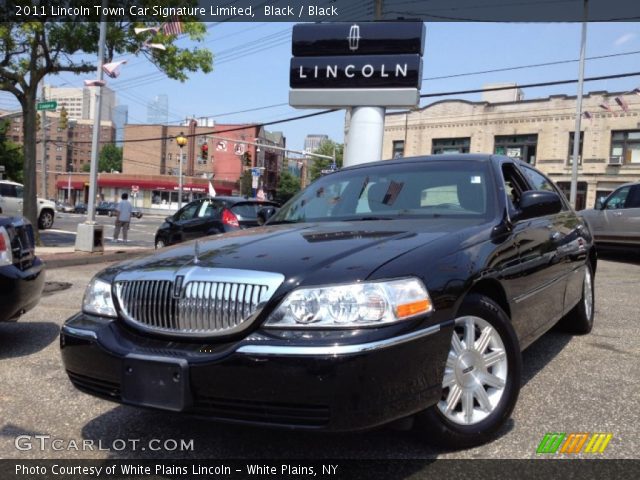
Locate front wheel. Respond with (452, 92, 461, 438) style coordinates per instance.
(414, 294, 521, 449)
(38, 210, 54, 229)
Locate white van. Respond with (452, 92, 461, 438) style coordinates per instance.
(0, 180, 56, 229)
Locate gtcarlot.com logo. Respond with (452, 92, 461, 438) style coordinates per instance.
(537, 432, 613, 454)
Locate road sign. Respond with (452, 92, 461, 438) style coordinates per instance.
(36, 101, 58, 111)
(131, 185, 139, 193)
(251, 168, 261, 177)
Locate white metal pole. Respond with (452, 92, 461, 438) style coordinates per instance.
(86, 0, 107, 223)
(343, 106, 386, 167)
(570, 0, 588, 209)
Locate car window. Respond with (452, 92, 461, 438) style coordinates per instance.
(231, 203, 275, 219)
(198, 200, 221, 218)
(604, 186, 630, 210)
(0, 184, 17, 197)
(520, 165, 568, 211)
(14, 185, 23, 198)
(272, 161, 496, 223)
(176, 202, 200, 221)
(626, 185, 640, 209)
(501, 163, 529, 211)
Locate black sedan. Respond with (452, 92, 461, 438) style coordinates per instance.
(0, 216, 45, 322)
(60, 155, 595, 448)
(96, 201, 116, 216)
(74, 203, 87, 214)
(154, 196, 279, 248)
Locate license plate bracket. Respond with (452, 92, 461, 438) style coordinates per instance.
(121, 355, 191, 412)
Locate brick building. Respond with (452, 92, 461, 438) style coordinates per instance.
(382, 90, 640, 210)
(122, 122, 285, 203)
(4, 111, 114, 200)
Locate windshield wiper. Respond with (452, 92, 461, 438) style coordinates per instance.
(339, 216, 395, 221)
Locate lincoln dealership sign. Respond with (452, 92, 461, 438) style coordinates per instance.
(289, 22, 425, 108)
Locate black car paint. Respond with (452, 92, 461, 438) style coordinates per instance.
(0, 216, 45, 322)
(60, 155, 595, 431)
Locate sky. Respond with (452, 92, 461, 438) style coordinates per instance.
(1, 21, 639, 152)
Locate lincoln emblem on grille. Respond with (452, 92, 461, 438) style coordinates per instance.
(173, 276, 184, 298)
(348, 24, 360, 51)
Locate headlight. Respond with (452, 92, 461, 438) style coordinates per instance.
(82, 278, 117, 318)
(264, 278, 433, 328)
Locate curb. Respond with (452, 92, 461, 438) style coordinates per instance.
(40, 248, 152, 269)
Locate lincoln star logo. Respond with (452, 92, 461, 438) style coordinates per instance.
(348, 24, 360, 51)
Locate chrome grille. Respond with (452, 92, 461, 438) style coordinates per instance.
(113, 269, 283, 338)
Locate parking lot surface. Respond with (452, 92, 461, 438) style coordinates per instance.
(0, 255, 638, 461)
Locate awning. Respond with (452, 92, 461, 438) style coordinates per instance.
(55, 180, 85, 189)
(97, 178, 209, 192)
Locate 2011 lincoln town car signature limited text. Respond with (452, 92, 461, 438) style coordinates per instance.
(61, 155, 596, 447)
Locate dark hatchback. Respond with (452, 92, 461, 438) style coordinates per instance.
(154, 196, 279, 248)
(0, 216, 45, 322)
(60, 155, 596, 447)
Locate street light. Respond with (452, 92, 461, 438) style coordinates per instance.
(176, 132, 187, 210)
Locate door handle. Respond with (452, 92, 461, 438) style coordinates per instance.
(612, 211, 623, 216)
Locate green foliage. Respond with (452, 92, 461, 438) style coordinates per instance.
(239, 170, 252, 198)
(0, 120, 23, 182)
(99, 144, 122, 172)
(81, 163, 91, 173)
(309, 140, 344, 182)
(275, 171, 301, 205)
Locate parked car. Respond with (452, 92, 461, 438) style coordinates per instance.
(580, 182, 640, 248)
(56, 202, 75, 213)
(74, 203, 87, 214)
(154, 196, 279, 248)
(0, 180, 56, 229)
(131, 208, 143, 219)
(96, 201, 116, 216)
(0, 215, 45, 322)
(61, 155, 596, 448)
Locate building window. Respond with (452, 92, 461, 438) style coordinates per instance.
(56, 156, 62, 162)
(494, 134, 537, 165)
(392, 140, 405, 159)
(432, 137, 470, 155)
(55, 165, 62, 172)
(567, 132, 584, 165)
(611, 130, 640, 164)
(56, 146, 63, 151)
(557, 181, 587, 211)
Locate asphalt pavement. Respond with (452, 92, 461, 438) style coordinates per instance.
(0, 254, 638, 463)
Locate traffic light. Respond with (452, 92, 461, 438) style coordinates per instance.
(36, 112, 41, 130)
(200, 143, 208, 160)
(242, 152, 252, 167)
(59, 107, 68, 129)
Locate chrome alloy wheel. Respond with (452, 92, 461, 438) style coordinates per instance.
(584, 267, 593, 320)
(438, 316, 508, 425)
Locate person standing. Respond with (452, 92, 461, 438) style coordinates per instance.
(113, 193, 133, 243)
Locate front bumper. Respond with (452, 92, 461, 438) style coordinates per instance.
(0, 259, 45, 321)
(60, 314, 453, 431)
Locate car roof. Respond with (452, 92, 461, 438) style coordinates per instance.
(0, 180, 22, 186)
(198, 196, 275, 204)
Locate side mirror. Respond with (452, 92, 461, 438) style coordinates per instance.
(165, 216, 174, 224)
(257, 206, 278, 225)
(512, 190, 562, 222)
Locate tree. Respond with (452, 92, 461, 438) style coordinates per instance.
(81, 163, 91, 173)
(275, 171, 301, 204)
(0, 10, 213, 237)
(99, 144, 122, 172)
(309, 140, 344, 182)
(0, 120, 24, 182)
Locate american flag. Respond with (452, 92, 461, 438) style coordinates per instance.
(599, 103, 612, 112)
(383, 181, 404, 206)
(162, 17, 182, 36)
(615, 96, 629, 112)
(583, 111, 592, 120)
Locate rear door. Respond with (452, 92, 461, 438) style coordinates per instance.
(0, 183, 23, 216)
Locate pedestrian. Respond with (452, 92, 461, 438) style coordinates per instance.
(113, 193, 133, 243)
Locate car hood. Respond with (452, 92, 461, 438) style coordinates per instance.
(38, 198, 55, 208)
(115, 219, 475, 286)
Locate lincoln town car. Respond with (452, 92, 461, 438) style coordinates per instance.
(60, 155, 596, 447)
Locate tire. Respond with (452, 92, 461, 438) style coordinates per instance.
(414, 294, 522, 449)
(559, 264, 594, 335)
(38, 210, 54, 229)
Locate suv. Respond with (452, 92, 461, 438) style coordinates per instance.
(0, 180, 56, 229)
(580, 182, 640, 247)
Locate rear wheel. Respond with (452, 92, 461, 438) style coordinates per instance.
(414, 294, 521, 449)
(38, 210, 54, 229)
(559, 264, 594, 335)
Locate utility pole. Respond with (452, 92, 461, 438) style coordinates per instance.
(570, 0, 588, 210)
(40, 83, 47, 199)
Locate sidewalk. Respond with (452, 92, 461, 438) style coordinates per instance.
(37, 244, 153, 269)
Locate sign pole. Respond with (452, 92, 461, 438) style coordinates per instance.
(344, 106, 385, 167)
(40, 83, 47, 199)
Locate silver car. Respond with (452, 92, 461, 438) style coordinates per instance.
(580, 182, 640, 247)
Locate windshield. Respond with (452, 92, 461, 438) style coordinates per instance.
(271, 160, 497, 223)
